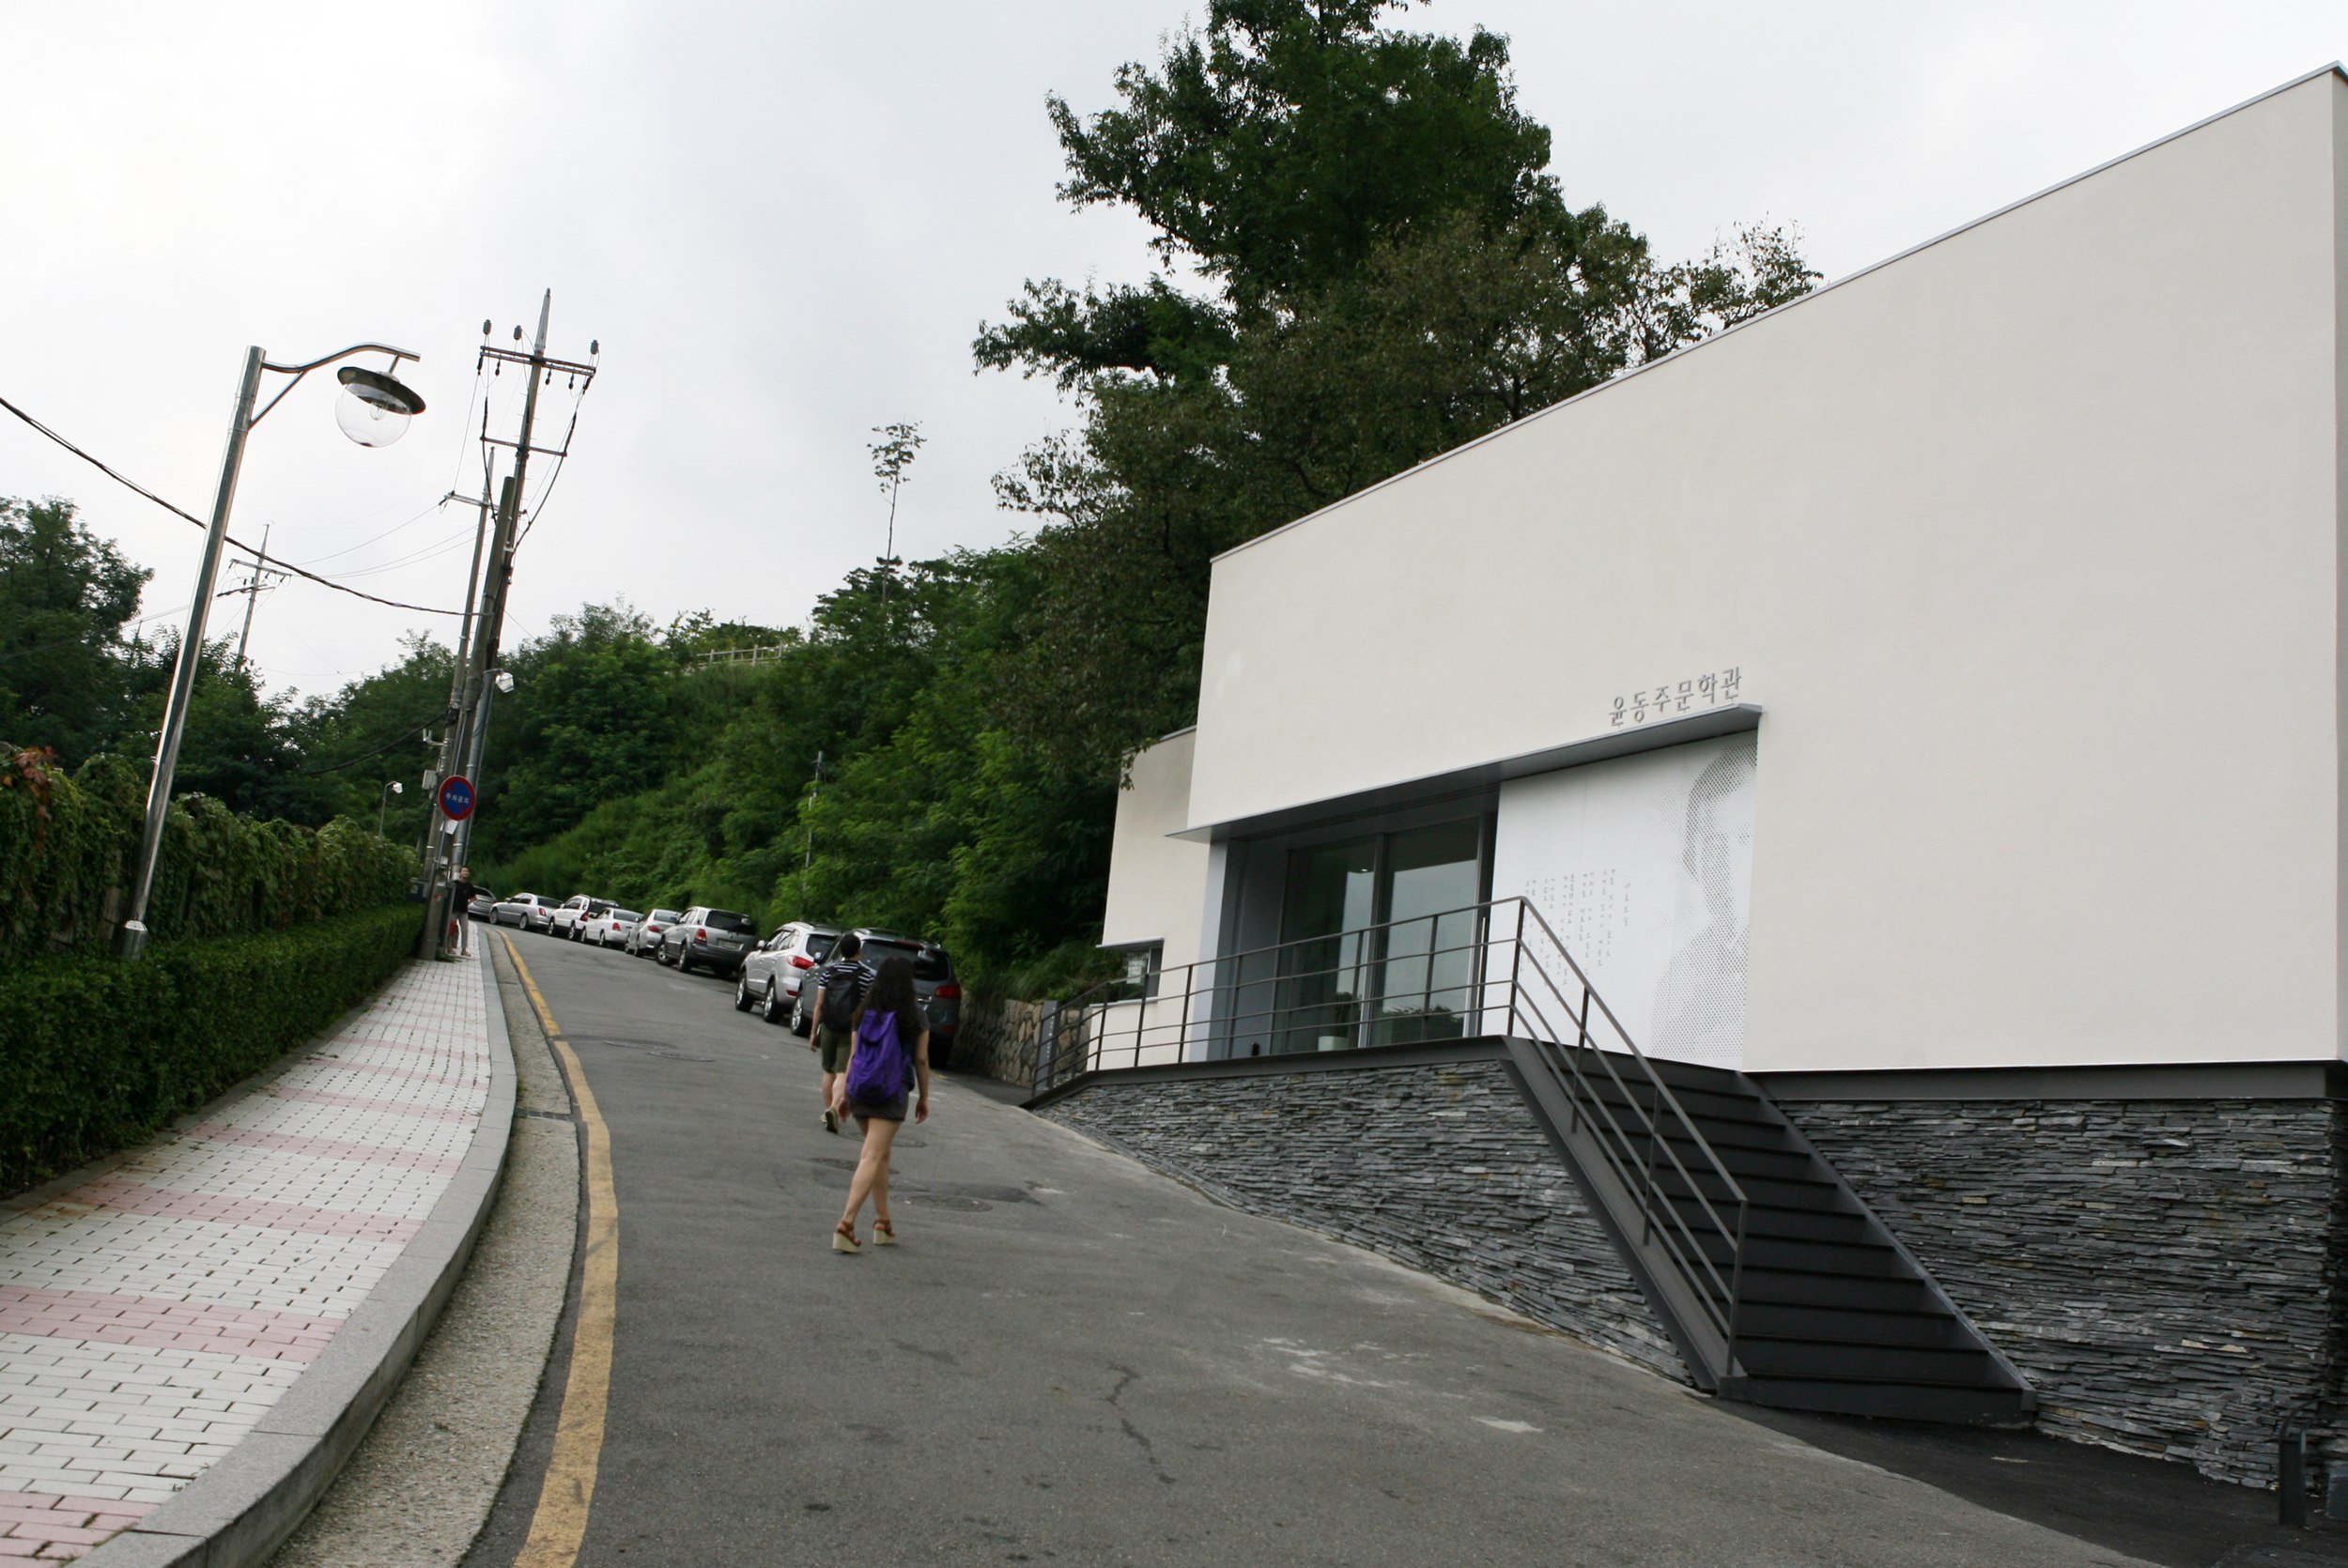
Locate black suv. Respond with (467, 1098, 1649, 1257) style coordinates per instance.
(659, 905, 758, 976)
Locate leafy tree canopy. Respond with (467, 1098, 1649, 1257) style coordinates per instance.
(0, 497, 151, 764)
(977, 0, 1818, 776)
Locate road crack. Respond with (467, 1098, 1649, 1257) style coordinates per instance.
(1105, 1365, 1175, 1485)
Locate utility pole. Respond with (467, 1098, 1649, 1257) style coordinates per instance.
(420, 291, 597, 957)
(223, 524, 287, 672)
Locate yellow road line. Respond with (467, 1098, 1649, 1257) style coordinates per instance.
(502, 930, 620, 1568)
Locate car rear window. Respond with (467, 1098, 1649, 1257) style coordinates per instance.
(705, 910, 756, 934)
(861, 941, 947, 980)
(805, 933, 837, 961)
(614, 911, 641, 923)
(649, 910, 679, 922)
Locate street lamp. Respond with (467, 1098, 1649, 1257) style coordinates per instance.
(117, 343, 426, 959)
(378, 779, 404, 835)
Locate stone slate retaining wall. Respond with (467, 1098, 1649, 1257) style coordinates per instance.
(1779, 1096, 2348, 1487)
(1043, 1060, 1688, 1380)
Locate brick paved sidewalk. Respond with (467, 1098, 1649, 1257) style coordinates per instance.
(0, 958, 493, 1561)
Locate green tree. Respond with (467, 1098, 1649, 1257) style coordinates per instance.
(0, 497, 151, 764)
(978, 0, 1817, 776)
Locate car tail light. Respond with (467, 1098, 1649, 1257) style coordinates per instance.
(790, 954, 814, 969)
(693, 928, 707, 943)
(934, 984, 961, 1000)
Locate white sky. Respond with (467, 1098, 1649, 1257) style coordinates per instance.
(2, 2, 2341, 700)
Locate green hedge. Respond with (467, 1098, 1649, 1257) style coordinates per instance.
(0, 904, 422, 1196)
(0, 745, 414, 967)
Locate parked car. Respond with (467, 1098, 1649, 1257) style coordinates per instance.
(626, 909, 681, 957)
(582, 908, 641, 947)
(734, 921, 842, 1025)
(792, 928, 961, 1068)
(658, 906, 758, 976)
(492, 892, 549, 929)
(548, 895, 613, 941)
(466, 888, 498, 921)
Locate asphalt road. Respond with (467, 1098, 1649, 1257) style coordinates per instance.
(462, 928, 2157, 1568)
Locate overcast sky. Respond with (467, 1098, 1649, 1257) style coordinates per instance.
(3, 2, 2341, 701)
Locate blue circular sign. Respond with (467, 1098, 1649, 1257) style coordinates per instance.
(437, 775, 475, 822)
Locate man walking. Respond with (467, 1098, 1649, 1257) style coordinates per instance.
(809, 933, 874, 1134)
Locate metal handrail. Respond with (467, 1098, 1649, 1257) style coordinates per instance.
(1035, 895, 1753, 1377)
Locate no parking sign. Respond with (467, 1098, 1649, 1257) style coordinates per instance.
(437, 774, 475, 822)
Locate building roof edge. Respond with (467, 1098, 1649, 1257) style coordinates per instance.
(1209, 63, 2348, 570)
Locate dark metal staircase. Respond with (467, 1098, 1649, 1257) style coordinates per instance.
(1510, 1040, 2035, 1424)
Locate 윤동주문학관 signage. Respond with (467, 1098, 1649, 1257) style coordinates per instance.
(1612, 668, 1743, 728)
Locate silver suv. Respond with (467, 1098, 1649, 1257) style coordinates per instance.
(659, 905, 758, 976)
(734, 922, 842, 1026)
(794, 928, 961, 1068)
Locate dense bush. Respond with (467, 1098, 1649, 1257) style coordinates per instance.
(0, 904, 420, 1196)
(0, 744, 412, 967)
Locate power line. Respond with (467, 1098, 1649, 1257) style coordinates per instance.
(0, 390, 464, 617)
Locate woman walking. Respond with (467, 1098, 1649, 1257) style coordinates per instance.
(830, 957, 931, 1253)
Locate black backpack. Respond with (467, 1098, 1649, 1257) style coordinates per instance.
(821, 963, 866, 1029)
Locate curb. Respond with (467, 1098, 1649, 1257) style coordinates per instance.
(80, 945, 519, 1568)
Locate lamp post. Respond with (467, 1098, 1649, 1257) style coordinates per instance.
(378, 779, 404, 836)
(116, 344, 425, 959)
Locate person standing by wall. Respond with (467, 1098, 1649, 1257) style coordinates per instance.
(831, 956, 931, 1252)
(448, 867, 477, 959)
(809, 933, 874, 1134)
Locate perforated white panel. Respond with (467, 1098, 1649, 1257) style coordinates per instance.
(1490, 733, 1757, 1068)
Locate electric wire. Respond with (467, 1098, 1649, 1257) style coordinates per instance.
(0, 390, 464, 617)
(286, 497, 454, 568)
(291, 710, 449, 776)
(511, 383, 587, 551)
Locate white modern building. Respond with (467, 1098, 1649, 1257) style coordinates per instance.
(1042, 68, 2348, 1499)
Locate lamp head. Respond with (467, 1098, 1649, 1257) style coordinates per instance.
(334, 366, 426, 448)
(392, 781, 403, 794)
(493, 669, 516, 694)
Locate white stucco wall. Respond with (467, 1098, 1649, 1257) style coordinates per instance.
(1102, 729, 1210, 976)
(1183, 72, 2348, 1074)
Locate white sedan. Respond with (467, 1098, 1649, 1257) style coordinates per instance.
(581, 909, 642, 948)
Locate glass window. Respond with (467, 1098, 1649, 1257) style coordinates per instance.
(1267, 819, 1485, 1053)
(1274, 836, 1378, 1053)
(705, 910, 757, 933)
(1372, 821, 1482, 1046)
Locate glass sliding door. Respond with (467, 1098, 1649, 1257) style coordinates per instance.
(1268, 817, 1488, 1054)
(1369, 820, 1483, 1046)
(1274, 837, 1377, 1053)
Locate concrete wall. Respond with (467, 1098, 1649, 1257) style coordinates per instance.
(1103, 729, 1210, 976)
(1183, 72, 2348, 1075)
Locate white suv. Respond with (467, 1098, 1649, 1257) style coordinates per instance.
(548, 895, 612, 941)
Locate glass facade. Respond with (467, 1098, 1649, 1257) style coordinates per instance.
(1270, 818, 1485, 1053)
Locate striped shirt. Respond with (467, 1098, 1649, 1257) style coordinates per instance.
(813, 958, 875, 1022)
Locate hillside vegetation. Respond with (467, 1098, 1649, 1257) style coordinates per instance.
(5, 3, 1813, 997)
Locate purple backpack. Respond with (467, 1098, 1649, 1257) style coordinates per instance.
(843, 1009, 912, 1104)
